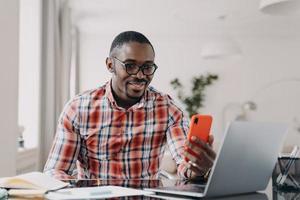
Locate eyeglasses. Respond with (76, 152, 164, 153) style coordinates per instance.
(112, 57, 158, 76)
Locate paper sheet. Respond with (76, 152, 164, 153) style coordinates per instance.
(0, 172, 69, 190)
(45, 186, 154, 199)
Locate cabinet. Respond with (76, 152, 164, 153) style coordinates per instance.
(16, 148, 38, 174)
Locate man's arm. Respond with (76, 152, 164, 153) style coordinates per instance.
(165, 95, 216, 179)
(165, 95, 191, 179)
(43, 100, 81, 180)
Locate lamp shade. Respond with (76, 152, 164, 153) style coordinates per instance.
(200, 37, 242, 59)
(259, 0, 300, 15)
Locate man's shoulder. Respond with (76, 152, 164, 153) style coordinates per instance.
(67, 84, 107, 105)
(147, 86, 174, 102)
(147, 86, 187, 120)
(80, 85, 106, 99)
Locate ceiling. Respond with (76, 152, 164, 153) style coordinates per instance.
(67, 0, 300, 38)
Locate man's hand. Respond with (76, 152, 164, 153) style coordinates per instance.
(183, 135, 216, 179)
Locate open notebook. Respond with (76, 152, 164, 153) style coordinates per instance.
(0, 172, 69, 197)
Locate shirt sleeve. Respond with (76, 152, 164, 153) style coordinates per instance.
(43, 98, 81, 180)
(165, 95, 191, 179)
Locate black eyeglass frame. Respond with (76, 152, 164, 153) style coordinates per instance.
(112, 57, 158, 76)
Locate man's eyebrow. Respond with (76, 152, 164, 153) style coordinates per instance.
(123, 59, 136, 62)
(123, 59, 154, 63)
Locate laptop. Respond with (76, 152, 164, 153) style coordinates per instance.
(145, 121, 288, 198)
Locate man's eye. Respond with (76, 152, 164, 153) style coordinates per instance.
(143, 64, 154, 68)
(124, 63, 136, 68)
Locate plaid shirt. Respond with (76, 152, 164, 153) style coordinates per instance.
(44, 81, 191, 179)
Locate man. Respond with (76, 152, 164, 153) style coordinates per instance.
(44, 31, 216, 180)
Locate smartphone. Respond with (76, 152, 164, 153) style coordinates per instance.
(187, 114, 213, 143)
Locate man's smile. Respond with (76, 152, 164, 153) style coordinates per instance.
(127, 81, 147, 91)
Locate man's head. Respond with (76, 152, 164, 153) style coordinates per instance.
(106, 31, 157, 107)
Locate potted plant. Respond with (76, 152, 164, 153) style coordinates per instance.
(170, 73, 218, 117)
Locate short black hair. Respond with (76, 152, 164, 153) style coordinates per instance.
(109, 31, 155, 56)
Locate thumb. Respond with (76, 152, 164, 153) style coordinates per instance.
(208, 134, 214, 146)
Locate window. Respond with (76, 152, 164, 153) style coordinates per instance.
(18, 0, 41, 149)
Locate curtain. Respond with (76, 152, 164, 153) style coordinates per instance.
(39, 0, 73, 169)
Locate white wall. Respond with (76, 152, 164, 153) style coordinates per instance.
(78, 33, 300, 150)
(0, 0, 19, 176)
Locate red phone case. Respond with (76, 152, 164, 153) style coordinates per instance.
(187, 114, 212, 142)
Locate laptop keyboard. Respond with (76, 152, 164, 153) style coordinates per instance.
(163, 183, 206, 193)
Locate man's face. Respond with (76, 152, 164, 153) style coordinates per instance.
(106, 42, 155, 102)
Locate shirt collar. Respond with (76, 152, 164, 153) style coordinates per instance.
(105, 79, 147, 110)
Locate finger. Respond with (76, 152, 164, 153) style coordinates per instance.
(186, 140, 205, 156)
(196, 150, 214, 169)
(185, 145, 216, 165)
(188, 136, 210, 155)
(184, 158, 207, 176)
(186, 139, 216, 160)
(188, 163, 206, 176)
(184, 146, 191, 162)
(184, 158, 210, 178)
(184, 147, 214, 171)
(185, 150, 212, 170)
(208, 134, 214, 146)
(202, 142, 216, 160)
(190, 135, 207, 147)
(190, 134, 214, 147)
(184, 152, 213, 179)
(184, 149, 198, 164)
(184, 140, 203, 162)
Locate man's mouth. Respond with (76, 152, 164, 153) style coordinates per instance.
(128, 81, 147, 91)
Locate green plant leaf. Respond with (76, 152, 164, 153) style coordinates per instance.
(170, 73, 218, 117)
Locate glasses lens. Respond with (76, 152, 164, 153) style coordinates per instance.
(142, 65, 156, 75)
(124, 63, 139, 75)
(122, 61, 157, 76)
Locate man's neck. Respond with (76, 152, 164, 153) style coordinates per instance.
(111, 87, 142, 109)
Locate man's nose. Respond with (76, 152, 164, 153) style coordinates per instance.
(136, 69, 145, 79)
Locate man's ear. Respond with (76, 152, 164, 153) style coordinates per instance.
(106, 57, 115, 73)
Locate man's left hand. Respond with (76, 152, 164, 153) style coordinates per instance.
(183, 135, 216, 179)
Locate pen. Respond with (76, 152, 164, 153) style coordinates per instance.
(277, 146, 298, 184)
(276, 146, 299, 185)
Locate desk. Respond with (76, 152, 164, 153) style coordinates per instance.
(6, 178, 300, 200)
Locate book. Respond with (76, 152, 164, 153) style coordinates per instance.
(0, 172, 69, 197)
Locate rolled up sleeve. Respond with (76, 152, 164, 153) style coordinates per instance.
(165, 95, 190, 179)
(43, 99, 81, 180)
